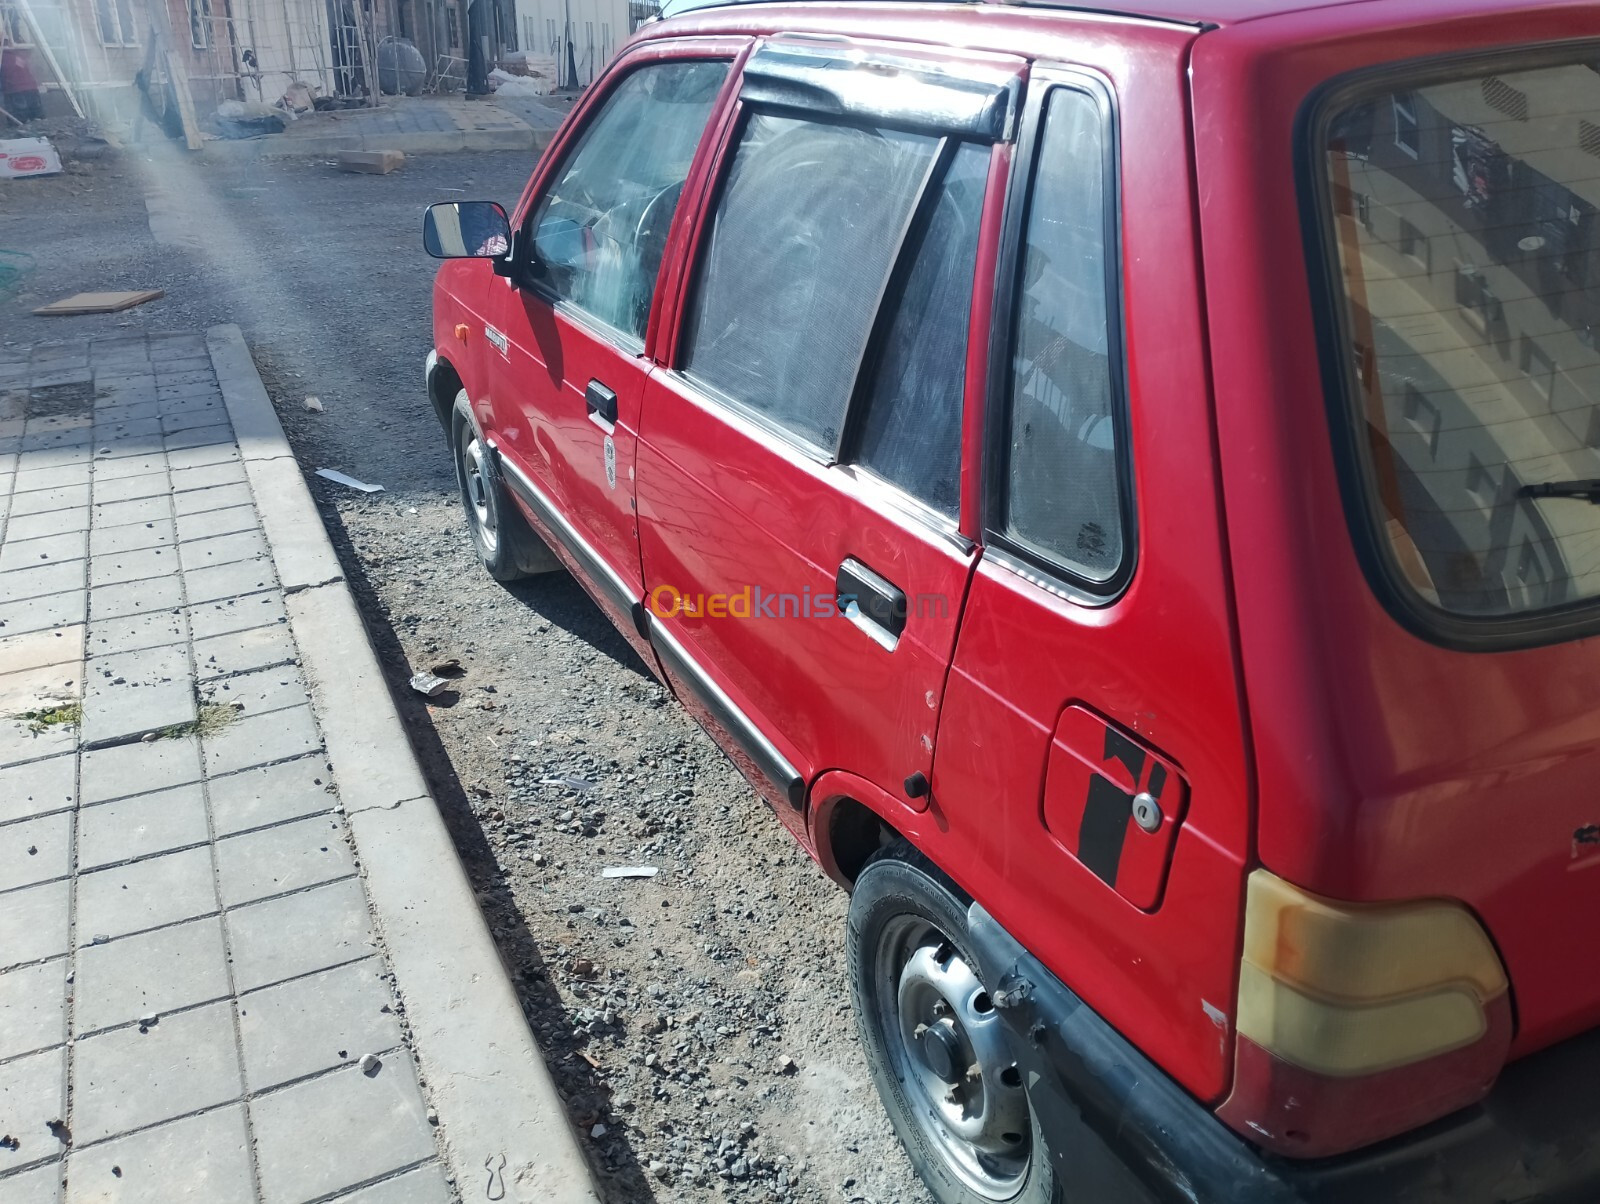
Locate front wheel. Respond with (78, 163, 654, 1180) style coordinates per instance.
(848, 846, 1060, 1204)
(451, 391, 559, 581)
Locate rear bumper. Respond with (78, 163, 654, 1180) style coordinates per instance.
(964, 903, 1600, 1204)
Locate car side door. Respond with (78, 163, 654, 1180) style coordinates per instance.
(484, 44, 741, 640)
(635, 41, 1022, 830)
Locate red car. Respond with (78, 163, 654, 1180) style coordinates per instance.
(424, 0, 1600, 1199)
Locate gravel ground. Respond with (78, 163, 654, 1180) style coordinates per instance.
(2, 143, 928, 1204)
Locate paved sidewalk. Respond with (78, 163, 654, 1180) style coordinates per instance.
(0, 331, 599, 1204)
(201, 95, 568, 160)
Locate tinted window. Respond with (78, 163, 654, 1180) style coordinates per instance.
(1319, 56, 1600, 618)
(528, 60, 728, 342)
(855, 142, 990, 518)
(682, 113, 940, 452)
(1003, 89, 1123, 583)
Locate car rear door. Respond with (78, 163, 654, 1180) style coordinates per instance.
(635, 40, 1023, 826)
(485, 41, 743, 644)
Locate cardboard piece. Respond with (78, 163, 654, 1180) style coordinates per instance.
(33, 290, 165, 315)
(0, 137, 62, 179)
(338, 149, 405, 174)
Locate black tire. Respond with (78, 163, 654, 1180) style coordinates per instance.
(450, 391, 560, 582)
(849, 844, 1060, 1204)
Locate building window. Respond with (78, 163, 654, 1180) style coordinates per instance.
(1398, 216, 1427, 265)
(1, 2, 33, 45)
(1520, 336, 1556, 399)
(1402, 381, 1443, 458)
(445, 6, 459, 48)
(188, 0, 210, 49)
(1392, 92, 1420, 158)
(92, 0, 139, 47)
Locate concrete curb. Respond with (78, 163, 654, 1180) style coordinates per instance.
(205, 323, 603, 1204)
(200, 127, 551, 159)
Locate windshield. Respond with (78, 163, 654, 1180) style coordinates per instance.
(1317, 51, 1600, 619)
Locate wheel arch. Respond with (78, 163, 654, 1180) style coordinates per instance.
(810, 769, 946, 890)
(427, 353, 465, 434)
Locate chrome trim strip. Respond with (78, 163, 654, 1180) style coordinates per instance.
(649, 621, 806, 810)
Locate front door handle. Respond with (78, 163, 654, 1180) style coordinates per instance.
(585, 379, 618, 427)
(836, 558, 907, 651)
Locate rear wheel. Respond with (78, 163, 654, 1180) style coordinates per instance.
(451, 391, 559, 581)
(848, 846, 1060, 1204)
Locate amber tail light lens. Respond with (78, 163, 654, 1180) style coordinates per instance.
(1215, 870, 1512, 1158)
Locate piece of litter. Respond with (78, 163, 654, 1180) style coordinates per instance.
(429, 658, 465, 678)
(34, 289, 163, 316)
(303, 395, 324, 412)
(542, 775, 595, 791)
(601, 866, 658, 879)
(315, 468, 384, 493)
(0, 137, 63, 178)
(409, 672, 450, 697)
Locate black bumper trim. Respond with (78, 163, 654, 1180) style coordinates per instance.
(963, 903, 1600, 1204)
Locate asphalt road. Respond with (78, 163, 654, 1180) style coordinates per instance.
(2, 145, 928, 1204)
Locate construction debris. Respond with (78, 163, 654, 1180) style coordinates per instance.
(601, 866, 659, 879)
(0, 137, 61, 179)
(315, 468, 384, 492)
(33, 290, 163, 316)
(337, 149, 405, 175)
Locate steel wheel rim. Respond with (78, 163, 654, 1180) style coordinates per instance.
(461, 436, 498, 555)
(875, 915, 1033, 1200)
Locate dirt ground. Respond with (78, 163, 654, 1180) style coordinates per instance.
(2, 144, 928, 1204)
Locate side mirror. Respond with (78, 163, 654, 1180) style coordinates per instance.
(423, 201, 511, 259)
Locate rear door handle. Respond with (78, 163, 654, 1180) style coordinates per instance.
(585, 379, 618, 428)
(836, 557, 907, 651)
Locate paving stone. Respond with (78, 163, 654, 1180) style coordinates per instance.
(77, 784, 208, 873)
(0, 755, 75, 825)
(19, 431, 90, 455)
(11, 462, 89, 495)
(14, 447, 88, 472)
(0, 562, 86, 606)
(74, 916, 230, 1034)
(0, 716, 77, 769)
(65, 1105, 253, 1204)
(210, 755, 334, 837)
(0, 881, 69, 971)
(175, 505, 258, 545)
(0, 627, 83, 676)
(203, 704, 319, 777)
(0, 959, 66, 1061)
(164, 426, 233, 454)
(81, 736, 201, 805)
(88, 544, 177, 589)
(326, 1163, 451, 1204)
(90, 495, 168, 529)
(0, 592, 86, 639)
(89, 575, 184, 622)
(74, 846, 216, 941)
(166, 443, 240, 472)
(173, 482, 252, 517)
(0, 662, 80, 714)
(250, 1054, 434, 1204)
(85, 609, 186, 659)
(216, 814, 352, 908)
(201, 664, 308, 718)
(178, 530, 268, 573)
(183, 557, 276, 606)
(89, 471, 172, 507)
(71, 1001, 241, 1145)
(8, 486, 88, 518)
(0, 1048, 65, 1176)
(226, 877, 376, 992)
(80, 643, 194, 747)
(239, 959, 401, 1092)
(88, 518, 174, 558)
(170, 462, 245, 495)
(0, 812, 71, 893)
(2, 510, 88, 544)
(0, 534, 86, 575)
(0, 1160, 62, 1204)
(189, 596, 287, 647)
(91, 415, 163, 442)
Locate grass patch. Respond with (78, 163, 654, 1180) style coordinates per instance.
(153, 702, 241, 741)
(16, 702, 81, 733)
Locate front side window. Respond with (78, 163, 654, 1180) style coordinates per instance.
(528, 59, 729, 342)
(1001, 87, 1125, 586)
(681, 113, 940, 453)
(1317, 52, 1600, 621)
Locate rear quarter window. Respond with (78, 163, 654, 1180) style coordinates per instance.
(1311, 49, 1600, 635)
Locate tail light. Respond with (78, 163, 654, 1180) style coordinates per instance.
(1215, 869, 1511, 1158)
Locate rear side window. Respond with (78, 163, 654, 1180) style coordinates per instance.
(999, 87, 1126, 587)
(1315, 52, 1600, 625)
(681, 114, 941, 452)
(528, 59, 729, 343)
(852, 142, 990, 518)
